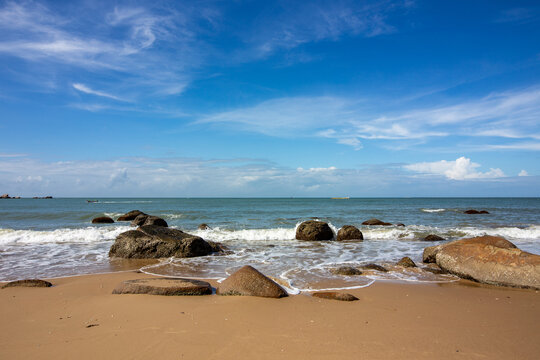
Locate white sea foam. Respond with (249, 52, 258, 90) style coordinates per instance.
(421, 208, 446, 213)
(458, 225, 540, 240)
(0, 225, 130, 245)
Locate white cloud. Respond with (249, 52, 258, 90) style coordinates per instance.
(72, 83, 127, 102)
(404, 157, 505, 180)
(519, 170, 529, 176)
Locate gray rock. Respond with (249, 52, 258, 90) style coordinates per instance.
(109, 225, 218, 259)
(112, 278, 212, 296)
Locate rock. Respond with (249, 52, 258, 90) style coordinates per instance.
(141, 215, 168, 227)
(198, 223, 210, 230)
(117, 210, 146, 221)
(396, 223, 406, 227)
(2, 279, 52, 288)
(331, 266, 363, 276)
(397, 257, 416, 268)
(1, 194, 10, 199)
(361, 218, 392, 226)
(422, 263, 446, 275)
(13, 196, 21, 199)
(423, 235, 517, 263)
(112, 278, 212, 296)
(312, 292, 359, 301)
(91, 216, 114, 224)
(216, 265, 288, 298)
(295, 220, 334, 241)
(436, 241, 540, 289)
(360, 263, 388, 272)
(109, 225, 218, 259)
(423, 234, 445, 242)
(464, 209, 490, 214)
(131, 214, 149, 226)
(336, 225, 363, 241)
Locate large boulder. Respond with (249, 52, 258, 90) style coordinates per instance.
(336, 225, 363, 241)
(216, 265, 288, 298)
(131, 214, 168, 227)
(423, 234, 445, 242)
(109, 225, 219, 259)
(112, 278, 212, 296)
(361, 218, 392, 226)
(2, 279, 52, 288)
(423, 235, 516, 263)
(117, 210, 146, 221)
(92, 216, 114, 224)
(436, 242, 540, 289)
(296, 220, 334, 241)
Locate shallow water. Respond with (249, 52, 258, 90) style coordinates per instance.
(0, 198, 538, 290)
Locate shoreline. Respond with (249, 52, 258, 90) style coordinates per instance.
(1, 271, 539, 359)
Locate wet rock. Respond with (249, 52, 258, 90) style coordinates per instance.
(423, 234, 445, 242)
(312, 292, 359, 301)
(216, 265, 288, 298)
(436, 241, 540, 289)
(396, 223, 406, 227)
(360, 263, 388, 272)
(131, 214, 149, 226)
(464, 209, 490, 214)
(331, 266, 363, 276)
(423, 235, 516, 263)
(295, 220, 334, 241)
(198, 223, 210, 230)
(109, 225, 219, 259)
(142, 215, 168, 227)
(2, 279, 52, 288)
(117, 210, 146, 221)
(361, 218, 392, 226)
(92, 216, 114, 224)
(336, 225, 363, 241)
(422, 264, 446, 275)
(112, 278, 212, 296)
(397, 257, 416, 268)
(0, 194, 10, 199)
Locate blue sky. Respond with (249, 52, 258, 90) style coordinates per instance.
(0, 0, 539, 197)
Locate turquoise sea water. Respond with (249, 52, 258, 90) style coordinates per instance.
(0, 198, 539, 290)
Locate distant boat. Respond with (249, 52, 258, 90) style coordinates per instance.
(331, 197, 350, 199)
(87, 200, 99, 203)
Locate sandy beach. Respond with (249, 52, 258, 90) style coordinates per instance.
(1, 272, 538, 360)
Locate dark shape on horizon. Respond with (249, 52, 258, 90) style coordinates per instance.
(464, 209, 490, 214)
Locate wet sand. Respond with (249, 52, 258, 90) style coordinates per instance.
(1, 271, 539, 360)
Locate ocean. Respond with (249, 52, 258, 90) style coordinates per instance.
(0, 198, 538, 292)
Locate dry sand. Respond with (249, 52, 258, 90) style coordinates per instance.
(1, 271, 539, 360)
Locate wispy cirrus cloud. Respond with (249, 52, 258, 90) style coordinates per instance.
(72, 83, 128, 102)
(197, 86, 540, 151)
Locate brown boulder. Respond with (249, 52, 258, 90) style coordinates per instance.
(336, 225, 363, 241)
(295, 220, 334, 241)
(397, 257, 416, 267)
(92, 216, 114, 224)
(198, 223, 210, 230)
(112, 278, 212, 296)
(109, 225, 219, 259)
(361, 218, 392, 226)
(436, 242, 540, 289)
(423, 234, 444, 242)
(117, 210, 146, 221)
(216, 265, 288, 298)
(331, 266, 363, 276)
(312, 292, 359, 301)
(2, 279, 52, 288)
(464, 209, 490, 214)
(423, 235, 516, 263)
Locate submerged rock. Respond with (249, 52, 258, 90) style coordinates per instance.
(361, 218, 392, 226)
(216, 265, 288, 298)
(295, 220, 334, 241)
(117, 210, 146, 221)
(396, 257, 417, 268)
(436, 240, 540, 289)
(92, 216, 114, 224)
(109, 225, 219, 259)
(312, 292, 359, 301)
(423, 234, 445, 242)
(360, 263, 388, 272)
(423, 235, 516, 263)
(112, 278, 212, 296)
(331, 266, 363, 276)
(464, 209, 490, 214)
(2, 279, 52, 288)
(336, 225, 363, 241)
(198, 223, 210, 230)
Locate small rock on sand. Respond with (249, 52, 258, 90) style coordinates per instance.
(112, 278, 212, 296)
(312, 292, 359, 301)
(331, 266, 363, 276)
(396, 257, 417, 268)
(2, 279, 53, 288)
